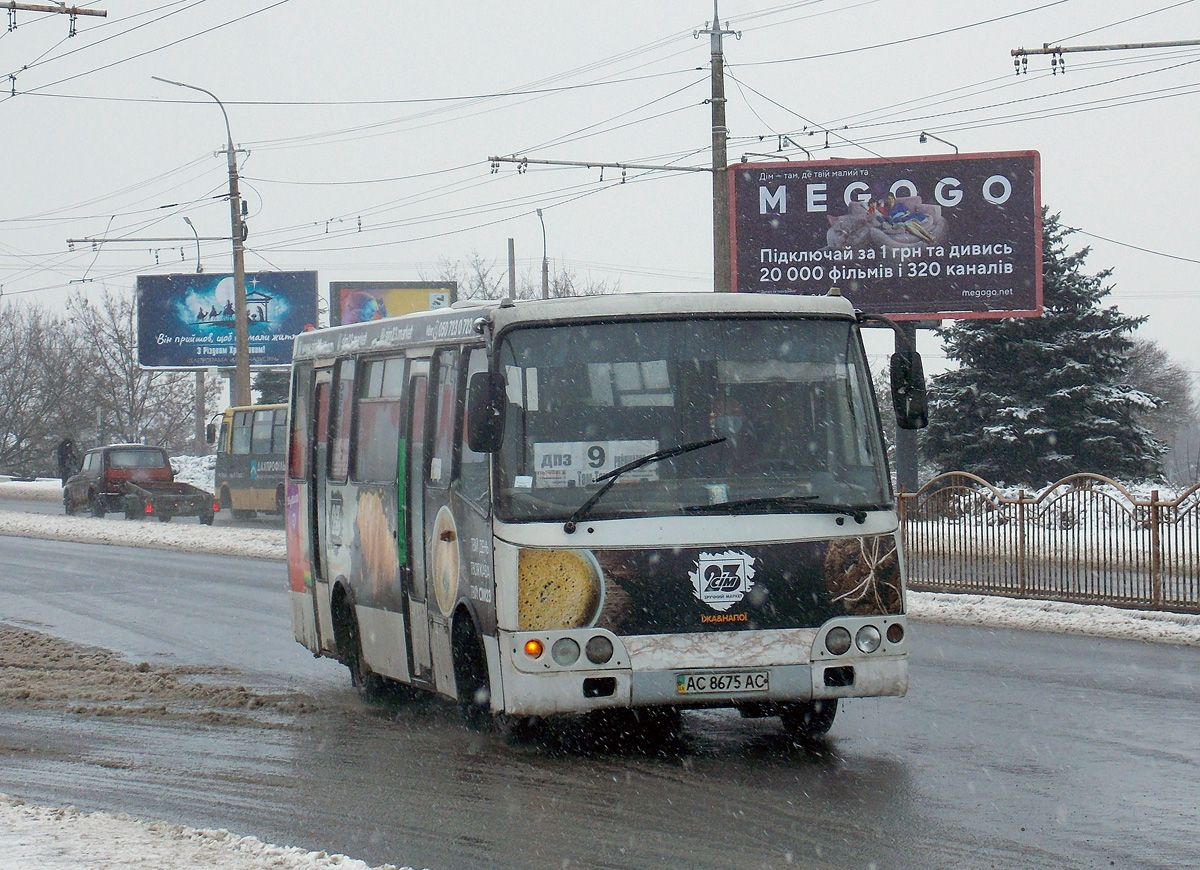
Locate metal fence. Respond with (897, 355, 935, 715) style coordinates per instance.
(898, 473, 1200, 613)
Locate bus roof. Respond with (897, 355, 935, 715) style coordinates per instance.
(291, 291, 857, 361)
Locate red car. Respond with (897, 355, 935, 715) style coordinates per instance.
(63, 444, 216, 524)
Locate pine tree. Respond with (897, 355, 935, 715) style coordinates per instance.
(922, 211, 1164, 487)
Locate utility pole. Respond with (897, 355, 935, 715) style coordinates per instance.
(5, 2, 106, 34)
(699, 1, 737, 292)
(488, 5, 738, 295)
(1011, 39, 1200, 74)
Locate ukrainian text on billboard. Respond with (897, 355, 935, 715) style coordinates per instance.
(136, 271, 319, 368)
(730, 151, 1041, 319)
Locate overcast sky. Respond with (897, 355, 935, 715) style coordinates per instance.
(2, 1, 1197, 374)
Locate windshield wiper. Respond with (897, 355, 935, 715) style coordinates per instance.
(684, 496, 877, 523)
(563, 437, 725, 533)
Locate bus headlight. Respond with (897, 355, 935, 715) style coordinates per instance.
(824, 626, 852, 655)
(551, 637, 581, 666)
(585, 635, 614, 664)
(855, 625, 882, 654)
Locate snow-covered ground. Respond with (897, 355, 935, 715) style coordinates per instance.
(2, 473, 1198, 868)
(0, 794, 407, 870)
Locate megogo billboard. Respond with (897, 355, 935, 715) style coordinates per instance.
(136, 271, 319, 368)
(730, 151, 1041, 319)
(329, 280, 456, 326)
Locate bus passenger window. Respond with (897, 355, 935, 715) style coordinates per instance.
(251, 409, 275, 455)
(288, 364, 313, 480)
(354, 357, 405, 482)
(457, 348, 490, 506)
(429, 349, 458, 487)
(231, 411, 252, 455)
(272, 408, 288, 454)
(329, 359, 355, 481)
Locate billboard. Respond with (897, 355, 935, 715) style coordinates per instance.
(329, 281, 456, 326)
(136, 271, 319, 369)
(730, 151, 1041, 319)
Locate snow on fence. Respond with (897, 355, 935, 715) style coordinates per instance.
(899, 473, 1200, 614)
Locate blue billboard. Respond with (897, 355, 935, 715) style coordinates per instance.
(136, 271, 319, 368)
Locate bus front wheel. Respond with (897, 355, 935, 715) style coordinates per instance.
(451, 617, 491, 729)
(451, 616, 531, 740)
(780, 699, 838, 739)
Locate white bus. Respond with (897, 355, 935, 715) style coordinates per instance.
(285, 291, 927, 738)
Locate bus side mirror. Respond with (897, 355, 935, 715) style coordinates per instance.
(467, 371, 506, 453)
(890, 350, 928, 430)
(205, 423, 217, 445)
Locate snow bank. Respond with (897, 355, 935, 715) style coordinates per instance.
(0, 509, 285, 561)
(908, 591, 1200, 646)
(0, 794, 413, 870)
(0, 477, 66, 501)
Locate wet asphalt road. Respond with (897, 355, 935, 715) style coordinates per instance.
(0, 532, 1197, 870)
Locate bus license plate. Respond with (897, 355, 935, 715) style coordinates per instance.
(676, 671, 769, 695)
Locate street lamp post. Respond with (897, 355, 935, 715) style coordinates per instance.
(919, 131, 959, 154)
(182, 216, 203, 274)
(536, 208, 549, 299)
(154, 76, 251, 406)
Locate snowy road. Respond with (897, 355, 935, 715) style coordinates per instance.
(1, 480, 1199, 868)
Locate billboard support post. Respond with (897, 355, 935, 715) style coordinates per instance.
(893, 321, 920, 492)
(194, 371, 206, 456)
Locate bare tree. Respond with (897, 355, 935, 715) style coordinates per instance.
(431, 251, 508, 300)
(428, 251, 619, 301)
(0, 304, 89, 477)
(66, 291, 216, 453)
(1128, 338, 1200, 486)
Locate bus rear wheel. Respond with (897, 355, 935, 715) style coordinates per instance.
(333, 591, 386, 699)
(780, 699, 838, 739)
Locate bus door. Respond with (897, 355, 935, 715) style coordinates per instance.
(403, 360, 434, 684)
(421, 348, 462, 697)
(311, 367, 335, 649)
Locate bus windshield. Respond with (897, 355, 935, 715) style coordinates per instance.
(494, 316, 890, 523)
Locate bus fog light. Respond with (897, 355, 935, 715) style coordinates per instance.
(551, 637, 580, 666)
(886, 623, 904, 644)
(585, 635, 614, 664)
(824, 626, 852, 655)
(855, 625, 882, 653)
(523, 639, 544, 659)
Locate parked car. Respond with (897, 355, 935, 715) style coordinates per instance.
(63, 444, 216, 524)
